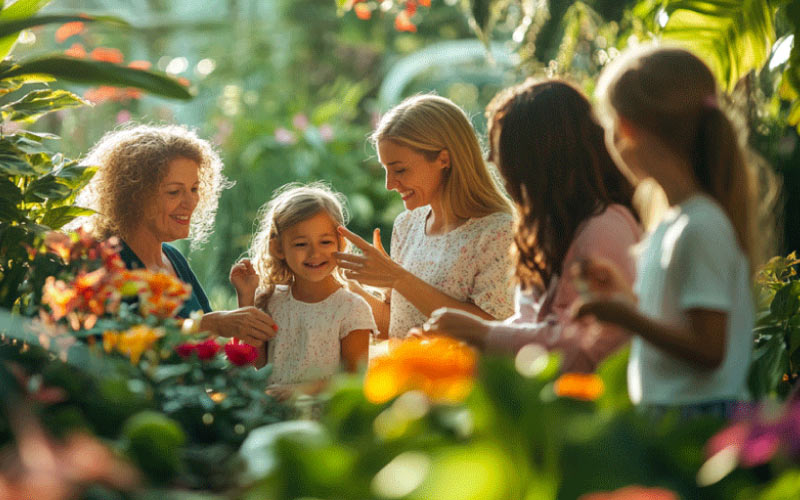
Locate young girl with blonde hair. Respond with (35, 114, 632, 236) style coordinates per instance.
(230, 183, 376, 387)
(576, 46, 769, 415)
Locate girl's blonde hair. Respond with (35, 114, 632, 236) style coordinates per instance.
(250, 182, 348, 301)
(371, 94, 513, 220)
(72, 124, 230, 248)
(596, 45, 774, 271)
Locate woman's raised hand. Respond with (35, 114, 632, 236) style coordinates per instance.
(334, 226, 407, 289)
(572, 257, 636, 304)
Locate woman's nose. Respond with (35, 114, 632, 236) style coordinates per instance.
(385, 172, 396, 191)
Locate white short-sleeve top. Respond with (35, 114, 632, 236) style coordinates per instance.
(628, 194, 754, 405)
(265, 285, 377, 384)
(388, 206, 516, 338)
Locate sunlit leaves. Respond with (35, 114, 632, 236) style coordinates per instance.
(661, 0, 776, 91)
(1, 89, 88, 123)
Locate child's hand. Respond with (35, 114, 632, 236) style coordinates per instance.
(230, 259, 259, 296)
(420, 308, 490, 349)
(571, 257, 636, 305)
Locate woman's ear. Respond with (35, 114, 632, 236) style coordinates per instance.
(269, 238, 284, 260)
(437, 149, 451, 170)
(616, 116, 639, 141)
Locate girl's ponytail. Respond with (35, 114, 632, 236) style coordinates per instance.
(695, 104, 759, 272)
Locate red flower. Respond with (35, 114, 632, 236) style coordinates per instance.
(394, 11, 417, 32)
(90, 47, 124, 64)
(55, 21, 85, 43)
(175, 343, 196, 359)
(224, 339, 258, 366)
(195, 339, 221, 360)
(127, 60, 152, 70)
(64, 42, 86, 58)
(354, 3, 371, 19)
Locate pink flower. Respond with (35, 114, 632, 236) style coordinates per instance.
(224, 339, 258, 366)
(274, 127, 296, 145)
(292, 113, 309, 130)
(195, 339, 221, 360)
(319, 124, 334, 142)
(116, 110, 131, 124)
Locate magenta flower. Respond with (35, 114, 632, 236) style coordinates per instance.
(195, 338, 221, 360)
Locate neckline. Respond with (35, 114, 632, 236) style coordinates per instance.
(122, 240, 179, 277)
(288, 284, 343, 305)
(421, 206, 473, 238)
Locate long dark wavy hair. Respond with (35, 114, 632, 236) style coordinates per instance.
(486, 79, 637, 292)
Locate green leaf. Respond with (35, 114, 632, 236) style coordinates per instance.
(24, 173, 71, 201)
(0, 56, 193, 100)
(53, 163, 96, 190)
(770, 281, 800, 319)
(1, 88, 88, 123)
(0, 150, 35, 175)
(748, 332, 790, 398)
(0, 14, 124, 39)
(662, 0, 776, 92)
(0, 0, 52, 60)
(40, 205, 93, 229)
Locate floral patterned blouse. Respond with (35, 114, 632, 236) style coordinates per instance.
(388, 206, 516, 338)
(264, 285, 377, 384)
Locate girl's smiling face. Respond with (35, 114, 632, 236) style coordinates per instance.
(378, 140, 449, 211)
(273, 211, 342, 285)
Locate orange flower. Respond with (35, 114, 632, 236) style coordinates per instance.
(55, 21, 85, 43)
(103, 325, 162, 364)
(123, 270, 191, 318)
(64, 42, 86, 58)
(42, 277, 79, 320)
(127, 60, 152, 70)
(553, 373, 605, 401)
(84, 86, 119, 103)
(177, 77, 190, 87)
(394, 11, 417, 32)
(90, 47, 124, 64)
(579, 485, 679, 500)
(364, 335, 476, 404)
(354, 3, 371, 19)
(418, 0, 430, 6)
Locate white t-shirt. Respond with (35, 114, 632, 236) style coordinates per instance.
(388, 206, 516, 338)
(265, 285, 377, 384)
(628, 194, 753, 405)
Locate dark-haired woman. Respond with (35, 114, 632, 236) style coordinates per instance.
(424, 79, 642, 373)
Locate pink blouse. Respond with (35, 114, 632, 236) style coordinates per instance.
(484, 204, 642, 373)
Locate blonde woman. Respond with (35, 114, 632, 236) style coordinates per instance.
(74, 124, 277, 348)
(335, 94, 516, 339)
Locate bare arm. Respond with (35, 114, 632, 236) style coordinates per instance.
(577, 300, 726, 369)
(341, 329, 371, 372)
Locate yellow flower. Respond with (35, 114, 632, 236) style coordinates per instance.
(114, 325, 163, 364)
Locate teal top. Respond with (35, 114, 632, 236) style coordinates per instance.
(119, 240, 212, 318)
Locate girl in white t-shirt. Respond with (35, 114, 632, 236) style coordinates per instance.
(230, 183, 376, 391)
(575, 46, 771, 416)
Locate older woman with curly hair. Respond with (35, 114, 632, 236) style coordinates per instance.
(74, 124, 277, 347)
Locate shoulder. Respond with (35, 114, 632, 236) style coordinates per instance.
(675, 196, 737, 248)
(393, 208, 424, 231)
(161, 242, 188, 262)
(465, 211, 515, 244)
(334, 288, 372, 310)
(574, 204, 641, 247)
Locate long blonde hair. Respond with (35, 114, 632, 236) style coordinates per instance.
(73, 124, 230, 248)
(249, 182, 348, 304)
(596, 46, 772, 272)
(371, 94, 513, 220)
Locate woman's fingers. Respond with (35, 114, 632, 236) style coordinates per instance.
(334, 252, 367, 266)
(337, 226, 372, 252)
(373, 228, 388, 256)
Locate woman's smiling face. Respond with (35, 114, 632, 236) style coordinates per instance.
(378, 140, 449, 211)
(140, 156, 200, 242)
